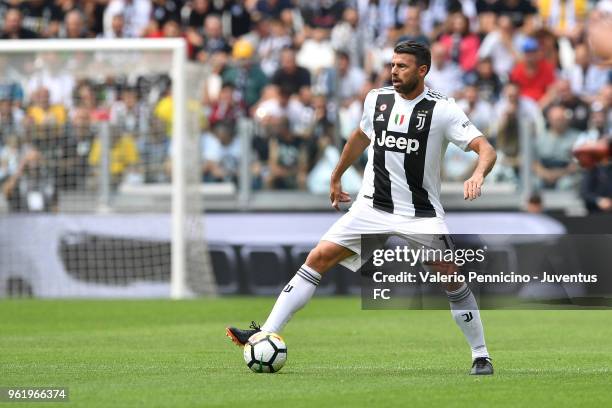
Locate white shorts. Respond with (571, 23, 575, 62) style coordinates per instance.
(321, 199, 451, 272)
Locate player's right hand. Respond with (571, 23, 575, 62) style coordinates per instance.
(330, 179, 351, 211)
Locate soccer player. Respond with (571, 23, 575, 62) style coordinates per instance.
(227, 41, 497, 375)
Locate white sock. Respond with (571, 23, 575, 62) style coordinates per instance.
(446, 283, 489, 360)
(261, 264, 321, 334)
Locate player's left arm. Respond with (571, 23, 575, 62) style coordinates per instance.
(464, 136, 497, 201)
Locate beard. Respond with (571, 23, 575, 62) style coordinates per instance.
(393, 75, 419, 95)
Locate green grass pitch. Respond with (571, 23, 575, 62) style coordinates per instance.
(1, 298, 611, 407)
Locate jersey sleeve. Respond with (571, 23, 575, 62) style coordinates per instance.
(359, 90, 377, 139)
(444, 100, 483, 151)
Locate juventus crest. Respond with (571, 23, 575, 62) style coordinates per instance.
(415, 110, 428, 131)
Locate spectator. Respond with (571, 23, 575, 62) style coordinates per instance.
(26, 87, 67, 128)
(588, 1, 612, 66)
(186, 0, 213, 50)
(526, 192, 543, 213)
(442, 142, 478, 182)
(304, 93, 334, 167)
(510, 37, 556, 103)
(442, 84, 489, 182)
(194, 15, 232, 63)
(222, 39, 269, 109)
(533, 104, 580, 189)
(141, 120, 169, 183)
(201, 52, 228, 105)
(439, 12, 480, 72)
(475, 0, 499, 37)
(533, 28, 559, 69)
(253, 85, 290, 126)
(331, 7, 365, 68)
(296, 27, 336, 76)
(149, 0, 182, 32)
(538, 0, 588, 38)
(565, 43, 610, 102)
(224, 0, 252, 38)
(257, 18, 292, 77)
(100, 13, 126, 38)
(207, 83, 245, 127)
(2, 147, 56, 212)
(266, 118, 308, 190)
(425, 42, 463, 98)
(300, 0, 345, 29)
(26, 53, 75, 108)
(19, 0, 63, 38)
(271, 48, 311, 96)
(492, 0, 538, 28)
(201, 122, 241, 183)
(81, 0, 107, 37)
(493, 82, 544, 180)
(0, 56, 25, 107)
(103, 0, 152, 38)
(576, 104, 609, 145)
(153, 88, 173, 138)
(457, 84, 494, 135)
(1, 8, 39, 39)
(110, 87, 150, 145)
(0, 135, 20, 184)
(332, 50, 366, 101)
(240, 17, 271, 56)
(396, 6, 429, 47)
(64, 107, 95, 190)
(0, 91, 25, 144)
(462, 57, 503, 103)
(542, 79, 590, 131)
(255, 0, 293, 20)
(60, 9, 89, 38)
(88, 130, 140, 187)
(581, 138, 612, 213)
(478, 14, 523, 80)
(73, 83, 108, 123)
(287, 86, 316, 139)
(338, 84, 368, 143)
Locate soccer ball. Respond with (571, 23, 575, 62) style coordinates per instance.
(243, 332, 287, 373)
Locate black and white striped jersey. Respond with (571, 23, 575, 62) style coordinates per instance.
(358, 86, 482, 218)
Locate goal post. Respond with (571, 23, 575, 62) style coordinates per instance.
(0, 39, 216, 298)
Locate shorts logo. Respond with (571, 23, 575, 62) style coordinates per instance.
(415, 111, 428, 131)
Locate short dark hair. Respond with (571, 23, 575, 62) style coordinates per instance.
(393, 41, 431, 74)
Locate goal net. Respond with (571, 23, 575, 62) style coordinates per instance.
(0, 39, 216, 298)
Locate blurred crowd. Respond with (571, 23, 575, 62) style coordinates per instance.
(0, 0, 611, 213)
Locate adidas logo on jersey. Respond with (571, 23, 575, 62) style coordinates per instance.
(376, 130, 419, 154)
(375, 113, 385, 122)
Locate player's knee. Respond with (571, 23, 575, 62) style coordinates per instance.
(305, 243, 342, 274)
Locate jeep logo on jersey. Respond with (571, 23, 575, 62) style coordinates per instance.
(415, 111, 428, 130)
(375, 130, 419, 154)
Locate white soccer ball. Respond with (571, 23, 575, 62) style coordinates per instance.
(243, 332, 287, 373)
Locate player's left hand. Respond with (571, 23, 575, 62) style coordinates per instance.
(464, 174, 484, 201)
(330, 179, 352, 210)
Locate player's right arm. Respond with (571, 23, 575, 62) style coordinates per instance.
(329, 128, 370, 210)
(330, 89, 376, 210)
